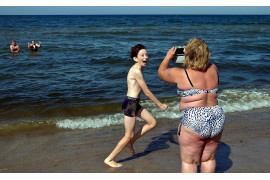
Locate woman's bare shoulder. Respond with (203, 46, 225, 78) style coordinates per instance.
(172, 67, 185, 73)
(210, 63, 218, 71)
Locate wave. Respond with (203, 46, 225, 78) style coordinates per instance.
(218, 88, 270, 113)
(46, 87, 270, 129)
(1, 86, 269, 135)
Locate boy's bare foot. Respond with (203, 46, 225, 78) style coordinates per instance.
(127, 142, 135, 155)
(104, 159, 123, 168)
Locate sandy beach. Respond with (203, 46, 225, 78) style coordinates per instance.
(0, 107, 270, 173)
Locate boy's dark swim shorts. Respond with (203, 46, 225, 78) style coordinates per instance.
(122, 96, 143, 117)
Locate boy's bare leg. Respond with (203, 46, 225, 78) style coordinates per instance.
(126, 127, 135, 155)
(128, 108, 157, 153)
(104, 116, 136, 167)
(127, 142, 135, 155)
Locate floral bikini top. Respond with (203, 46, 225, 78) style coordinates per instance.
(177, 68, 219, 97)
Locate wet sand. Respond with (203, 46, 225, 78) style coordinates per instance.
(0, 107, 270, 173)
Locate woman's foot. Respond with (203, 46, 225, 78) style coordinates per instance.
(104, 159, 123, 168)
(127, 142, 135, 155)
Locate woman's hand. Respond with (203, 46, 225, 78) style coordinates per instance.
(160, 104, 168, 111)
(166, 47, 177, 60)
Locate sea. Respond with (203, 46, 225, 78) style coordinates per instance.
(0, 15, 270, 134)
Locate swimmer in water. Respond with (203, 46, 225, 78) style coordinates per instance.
(28, 40, 41, 51)
(10, 40, 20, 52)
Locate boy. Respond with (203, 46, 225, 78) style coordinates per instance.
(28, 40, 41, 51)
(104, 44, 168, 168)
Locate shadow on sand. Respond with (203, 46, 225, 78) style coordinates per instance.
(215, 141, 233, 173)
(118, 128, 233, 173)
(117, 128, 178, 164)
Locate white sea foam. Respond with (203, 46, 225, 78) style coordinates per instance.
(56, 112, 145, 130)
(56, 88, 270, 130)
(219, 89, 270, 113)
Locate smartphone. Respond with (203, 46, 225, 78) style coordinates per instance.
(175, 48, 184, 56)
(172, 47, 185, 63)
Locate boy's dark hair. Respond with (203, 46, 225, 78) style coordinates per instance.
(130, 44, 146, 59)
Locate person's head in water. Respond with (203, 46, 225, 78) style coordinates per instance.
(12, 40, 16, 46)
(31, 40, 35, 45)
(130, 44, 148, 67)
(183, 38, 211, 72)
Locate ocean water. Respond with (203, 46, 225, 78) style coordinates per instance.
(0, 15, 270, 133)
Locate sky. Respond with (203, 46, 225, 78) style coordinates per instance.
(0, 1, 270, 15)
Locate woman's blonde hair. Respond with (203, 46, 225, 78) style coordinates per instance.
(183, 38, 210, 72)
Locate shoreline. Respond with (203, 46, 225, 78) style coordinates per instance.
(1, 107, 270, 173)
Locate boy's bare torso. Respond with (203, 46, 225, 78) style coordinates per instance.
(126, 64, 143, 98)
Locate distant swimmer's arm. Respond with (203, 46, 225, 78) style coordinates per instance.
(10, 45, 14, 52)
(36, 41, 41, 47)
(158, 47, 179, 84)
(28, 43, 31, 48)
(134, 70, 168, 111)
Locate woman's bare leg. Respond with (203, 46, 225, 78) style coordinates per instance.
(128, 108, 157, 153)
(178, 126, 205, 173)
(200, 134, 222, 173)
(104, 115, 136, 167)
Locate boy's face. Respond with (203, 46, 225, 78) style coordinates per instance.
(135, 49, 148, 66)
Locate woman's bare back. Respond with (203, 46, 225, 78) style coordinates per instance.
(177, 64, 219, 110)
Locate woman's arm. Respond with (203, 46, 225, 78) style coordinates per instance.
(134, 69, 168, 111)
(158, 47, 179, 84)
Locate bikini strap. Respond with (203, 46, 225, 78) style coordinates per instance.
(185, 69, 194, 87)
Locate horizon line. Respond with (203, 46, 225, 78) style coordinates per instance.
(1, 14, 270, 16)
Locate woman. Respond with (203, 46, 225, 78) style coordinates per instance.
(158, 38, 225, 173)
(28, 40, 41, 51)
(104, 44, 168, 168)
